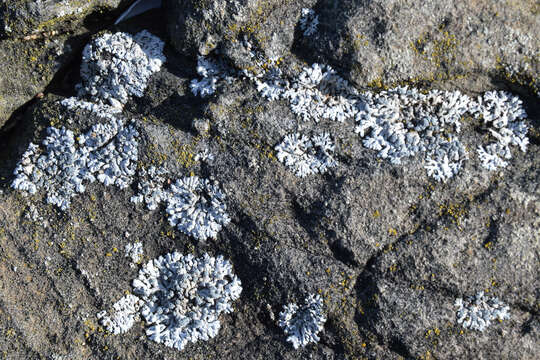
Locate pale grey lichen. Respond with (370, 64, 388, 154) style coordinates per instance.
(190, 56, 230, 97)
(130, 166, 169, 210)
(475, 91, 529, 170)
(12, 115, 139, 211)
(78, 30, 165, 108)
(132, 252, 242, 351)
(97, 294, 144, 335)
(250, 58, 530, 181)
(130, 169, 230, 241)
(455, 291, 510, 332)
(255, 63, 358, 123)
(299, 8, 319, 37)
(424, 138, 468, 182)
(356, 87, 473, 165)
(275, 132, 337, 177)
(476, 143, 509, 171)
(278, 294, 326, 349)
(165, 176, 231, 241)
(194, 149, 215, 163)
(60, 97, 123, 122)
(125, 242, 144, 266)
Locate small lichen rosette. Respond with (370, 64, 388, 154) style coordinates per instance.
(165, 176, 231, 241)
(299, 8, 319, 36)
(78, 30, 165, 107)
(475, 90, 529, 170)
(97, 294, 143, 335)
(132, 252, 242, 351)
(455, 291, 510, 332)
(278, 294, 326, 349)
(275, 132, 337, 177)
(11, 113, 139, 210)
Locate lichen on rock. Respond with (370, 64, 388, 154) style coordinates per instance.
(132, 252, 242, 351)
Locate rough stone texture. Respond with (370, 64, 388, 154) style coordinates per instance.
(0, 2, 539, 360)
(0, 0, 127, 38)
(166, 0, 539, 94)
(0, 0, 131, 130)
(165, 0, 303, 70)
(0, 34, 76, 131)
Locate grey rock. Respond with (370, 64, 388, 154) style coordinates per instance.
(0, 0, 131, 131)
(165, 0, 304, 70)
(165, 0, 539, 95)
(0, 0, 126, 37)
(0, 2, 538, 360)
(0, 33, 77, 130)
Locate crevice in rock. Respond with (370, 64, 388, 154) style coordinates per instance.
(388, 336, 414, 359)
(328, 237, 359, 267)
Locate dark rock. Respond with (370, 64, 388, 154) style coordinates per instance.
(0, 0, 126, 38)
(0, 1, 538, 359)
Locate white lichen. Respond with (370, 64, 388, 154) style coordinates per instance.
(60, 97, 122, 121)
(190, 56, 230, 97)
(250, 56, 530, 180)
(275, 132, 337, 177)
(475, 91, 529, 170)
(299, 8, 319, 37)
(78, 30, 165, 108)
(125, 242, 144, 265)
(12, 116, 139, 211)
(130, 166, 169, 210)
(455, 291, 510, 331)
(165, 176, 231, 241)
(132, 252, 242, 351)
(97, 294, 144, 335)
(278, 294, 326, 349)
(477, 144, 509, 171)
(253, 62, 359, 123)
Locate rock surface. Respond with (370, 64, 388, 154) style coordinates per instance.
(0, 0, 128, 130)
(0, 1, 538, 359)
(165, 0, 539, 94)
(0, 0, 127, 37)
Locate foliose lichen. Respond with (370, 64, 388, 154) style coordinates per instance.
(250, 58, 530, 182)
(278, 294, 326, 349)
(125, 241, 144, 266)
(78, 30, 165, 108)
(165, 176, 231, 241)
(455, 291, 510, 331)
(12, 101, 139, 210)
(299, 8, 319, 37)
(132, 252, 242, 351)
(97, 294, 144, 335)
(130, 166, 169, 211)
(275, 132, 336, 177)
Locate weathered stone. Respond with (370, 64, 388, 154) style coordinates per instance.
(0, 0, 132, 130)
(0, 0, 126, 37)
(0, 1, 538, 359)
(0, 34, 77, 130)
(166, 0, 539, 96)
(165, 0, 304, 70)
